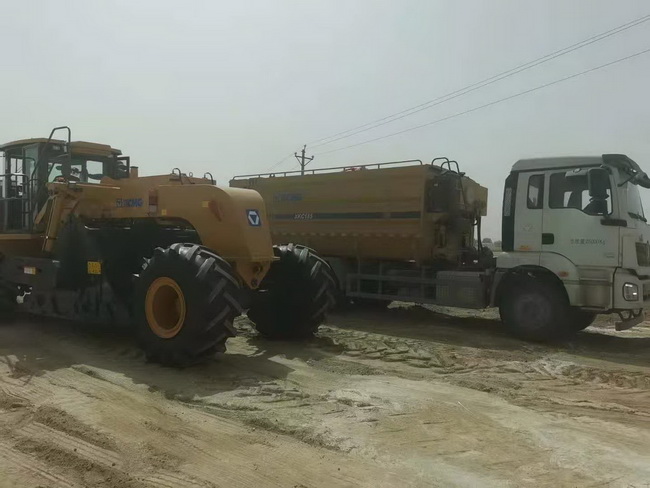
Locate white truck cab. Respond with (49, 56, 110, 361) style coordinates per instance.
(495, 154, 650, 339)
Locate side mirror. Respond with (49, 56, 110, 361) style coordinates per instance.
(586, 168, 610, 216)
(588, 168, 610, 198)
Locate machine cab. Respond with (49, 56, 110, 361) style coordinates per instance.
(0, 130, 128, 232)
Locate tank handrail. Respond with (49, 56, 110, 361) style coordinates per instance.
(203, 172, 215, 185)
(232, 159, 426, 180)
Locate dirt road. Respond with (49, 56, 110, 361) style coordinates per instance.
(1, 305, 649, 487)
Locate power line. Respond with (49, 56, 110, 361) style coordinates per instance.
(308, 13, 650, 149)
(314, 46, 650, 156)
(265, 150, 298, 172)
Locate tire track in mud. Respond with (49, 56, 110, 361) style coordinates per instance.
(0, 388, 114, 487)
(0, 440, 79, 488)
(0, 388, 145, 488)
(0, 326, 409, 488)
(227, 314, 650, 452)
(17, 422, 123, 468)
(182, 348, 607, 487)
(311, 320, 650, 422)
(220, 313, 650, 486)
(0, 358, 202, 488)
(1, 312, 648, 487)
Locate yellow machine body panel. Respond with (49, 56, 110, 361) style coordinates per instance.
(230, 163, 487, 264)
(29, 176, 274, 287)
(0, 163, 274, 288)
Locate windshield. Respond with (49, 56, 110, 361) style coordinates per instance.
(627, 183, 647, 222)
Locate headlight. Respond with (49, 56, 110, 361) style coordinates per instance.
(623, 282, 639, 301)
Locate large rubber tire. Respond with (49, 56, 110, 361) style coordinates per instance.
(499, 276, 571, 342)
(567, 308, 597, 332)
(134, 243, 242, 367)
(248, 244, 337, 340)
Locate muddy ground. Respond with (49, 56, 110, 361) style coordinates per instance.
(0, 304, 649, 488)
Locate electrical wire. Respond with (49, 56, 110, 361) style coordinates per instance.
(308, 13, 650, 148)
(314, 46, 650, 156)
(264, 150, 298, 172)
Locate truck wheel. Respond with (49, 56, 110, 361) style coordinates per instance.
(499, 276, 569, 341)
(134, 243, 242, 367)
(567, 309, 597, 332)
(248, 244, 336, 340)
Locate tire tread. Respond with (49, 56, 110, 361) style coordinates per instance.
(247, 244, 336, 340)
(134, 243, 242, 367)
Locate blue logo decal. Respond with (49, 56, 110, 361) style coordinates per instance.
(116, 198, 144, 208)
(273, 192, 303, 202)
(247, 209, 261, 226)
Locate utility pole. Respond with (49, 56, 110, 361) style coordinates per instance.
(294, 145, 314, 175)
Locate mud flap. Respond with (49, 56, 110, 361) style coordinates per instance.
(615, 309, 644, 331)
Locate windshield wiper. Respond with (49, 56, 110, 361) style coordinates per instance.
(629, 212, 647, 222)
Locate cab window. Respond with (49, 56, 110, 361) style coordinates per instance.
(549, 170, 611, 215)
(527, 174, 544, 209)
(84, 160, 105, 182)
(47, 159, 107, 183)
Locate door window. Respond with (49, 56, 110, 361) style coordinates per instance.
(527, 174, 544, 209)
(549, 170, 611, 215)
(84, 160, 105, 182)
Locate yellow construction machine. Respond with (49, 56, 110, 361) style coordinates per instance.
(0, 127, 336, 366)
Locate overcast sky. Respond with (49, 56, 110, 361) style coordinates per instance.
(1, 0, 649, 236)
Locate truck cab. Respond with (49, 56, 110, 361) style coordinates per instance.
(497, 154, 650, 337)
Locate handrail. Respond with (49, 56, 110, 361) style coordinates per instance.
(445, 160, 462, 175)
(431, 157, 449, 166)
(171, 168, 184, 184)
(432, 156, 464, 176)
(28, 126, 72, 227)
(232, 159, 425, 180)
(30, 126, 71, 182)
(0, 170, 32, 231)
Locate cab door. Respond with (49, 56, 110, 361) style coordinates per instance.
(506, 172, 545, 263)
(541, 168, 619, 267)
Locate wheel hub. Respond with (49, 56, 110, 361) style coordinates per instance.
(517, 293, 550, 329)
(145, 277, 186, 338)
